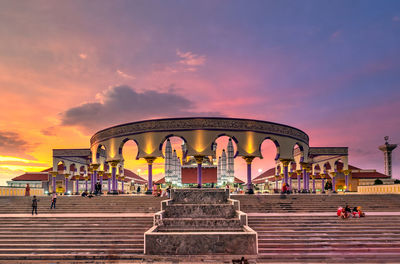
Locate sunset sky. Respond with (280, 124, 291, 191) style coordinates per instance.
(0, 0, 399, 185)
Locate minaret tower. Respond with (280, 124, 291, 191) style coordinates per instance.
(172, 150, 178, 183)
(217, 156, 222, 185)
(379, 136, 397, 177)
(227, 138, 235, 183)
(165, 139, 173, 183)
(221, 149, 227, 184)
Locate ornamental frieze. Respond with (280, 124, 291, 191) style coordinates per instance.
(90, 118, 309, 145)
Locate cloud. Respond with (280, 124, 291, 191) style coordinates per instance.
(330, 30, 342, 40)
(176, 50, 206, 66)
(0, 131, 34, 157)
(60, 85, 221, 133)
(393, 16, 400, 22)
(116, 69, 136, 79)
(79, 53, 87, 59)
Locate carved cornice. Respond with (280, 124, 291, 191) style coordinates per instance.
(90, 117, 309, 146)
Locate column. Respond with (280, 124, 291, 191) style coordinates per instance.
(51, 172, 57, 193)
(306, 168, 311, 192)
(85, 175, 88, 192)
(75, 175, 80, 195)
(109, 160, 119, 195)
(275, 175, 279, 190)
(289, 172, 294, 191)
(296, 170, 302, 192)
(321, 173, 325, 194)
(121, 176, 125, 194)
(194, 156, 204, 188)
(243, 156, 255, 194)
(312, 175, 316, 193)
(98, 171, 103, 186)
(64, 173, 70, 195)
(144, 157, 156, 194)
(301, 164, 307, 193)
(91, 164, 99, 193)
(344, 170, 351, 192)
(280, 160, 290, 186)
(330, 172, 337, 193)
(107, 173, 111, 193)
(88, 168, 93, 193)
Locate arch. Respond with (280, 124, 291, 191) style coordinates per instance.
(119, 138, 140, 160)
(79, 166, 86, 174)
(334, 159, 344, 172)
(159, 134, 188, 159)
(313, 164, 321, 175)
(259, 137, 280, 160)
(292, 143, 305, 163)
(57, 160, 66, 173)
(289, 161, 297, 172)
(96, 144, 107, 159)
(323, 162, 331, 172)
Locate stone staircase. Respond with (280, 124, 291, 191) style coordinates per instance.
(251, 215, 400, 263)
(232, 194, 400, 212)
(0, 196, 166, 214)
(145, 189, 257, 255)
(0, 216, 153, 261)
(0, 194, 400, 262)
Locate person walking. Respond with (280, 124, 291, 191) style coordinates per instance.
(50, 192, 57, 209)
(25, 184, 30, 196)
(32, 195, 38, 215)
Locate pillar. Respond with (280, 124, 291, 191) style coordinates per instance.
(64, 173, 70, 195)
(296, 170, 302, 192)
(99, 171, 103, 185)
(344, 170, 351, 192)
(91, 164, 99, 193)
(280, 160, 290, 186)
(144, 157, 156, 194)
(289, 172, 294, 191)
(107, 173, 111, 193)
(331, 172, 337, 193)
(312, 175, 316, 193)
(75, 175, 79, 195)
(321, 173, 325, 194)
(306, 168, 311, 192)
(243, 156, 255, 194)
(275, 175, 279, 190)
(301, 163, 307, 193)
(194, 156, 204, 188)
(85, 176, 88, 192)
(51, 171, 57, 193)
(121, 176, 125, 194)
(109, 160, 119, 195)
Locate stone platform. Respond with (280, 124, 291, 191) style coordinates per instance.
(144, 188, 258, 255)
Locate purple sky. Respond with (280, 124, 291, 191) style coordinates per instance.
(0, 0, 399, 184)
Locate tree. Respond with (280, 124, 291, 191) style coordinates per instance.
(374, 178, 383, 185)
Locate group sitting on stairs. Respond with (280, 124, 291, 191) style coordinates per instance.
(337, 204, 366, 219)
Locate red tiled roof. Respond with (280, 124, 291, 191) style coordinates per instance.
(123, 169, 147, 184)
(253, 163, 389, 183)
(252, 168, 275, 184)
(155, 167, 244, 184)
(12, 173, 49, 181)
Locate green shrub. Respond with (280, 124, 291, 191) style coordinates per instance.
(374, 178, 383, 185)
(394, 179, 400, 184)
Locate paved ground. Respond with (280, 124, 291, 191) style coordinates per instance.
(3, 211, 400, 218)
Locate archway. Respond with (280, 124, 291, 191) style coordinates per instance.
(160, 135, 186, 186)
(252, 138, 279, 193)
(213, 135, 238, 187)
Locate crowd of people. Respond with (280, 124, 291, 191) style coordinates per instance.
(337, 204, 365, 219)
